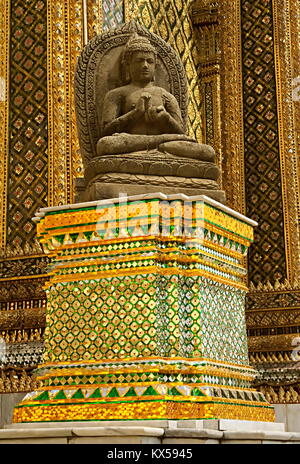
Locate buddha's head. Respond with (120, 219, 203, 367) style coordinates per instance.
(122, 34, 157, 84)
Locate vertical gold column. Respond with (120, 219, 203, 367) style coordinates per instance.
(219, 0, 245, 213)
(86, 0, 103, 39)
(191, 0, 245, 212)
(272, 0, 300, 286)
(47, 0, 84, 207)
(190, 2, 222, 188)
(0, 0, 10, 248)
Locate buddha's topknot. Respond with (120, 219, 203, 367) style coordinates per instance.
(123, 33, 157, 61)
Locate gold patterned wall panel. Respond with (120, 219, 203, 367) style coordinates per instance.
(272, 0, 300, 286)
(47, 0, 84, 207)
(87, 0, 103, 38)
(191, 0, 245, 213)
(125, 0, 203, 143)
(0, 0, 86, 393)
(191, 0, 300, 399)
(7, 0, 48, 248)
(190, 2, 222, 189)
(219, 0, 245, 213)
(241, 0, 287, 285)
(192, 0, 299, 284)
(241, 0, 300, 398)
(0, 0, 10, 249)
(102, 0, 124, 30)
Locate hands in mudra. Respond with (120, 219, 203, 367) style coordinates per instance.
(135, 92, 169, 124)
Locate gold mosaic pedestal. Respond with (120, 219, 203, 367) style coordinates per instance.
(13, 194, 275, 423)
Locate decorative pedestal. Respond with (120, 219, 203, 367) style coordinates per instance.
(13, 194, 275, 423)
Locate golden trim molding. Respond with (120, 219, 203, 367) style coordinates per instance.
(272, 0, 300, 286)
(0, 0, 10, 249)
(47, 0, 84, 207)
(261, 385, 300, 404)
(190, 1, 222, 188)
(191, 0, 245, 212)
(86, 0, 103, 39)
(219, 0, 245, 213)
(0, 369, 40, 394)
(248, 333, 298, 352)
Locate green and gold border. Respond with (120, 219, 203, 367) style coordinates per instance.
(13, 398, 275, 423)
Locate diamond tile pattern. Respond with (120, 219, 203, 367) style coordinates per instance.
(241, 0, 286, 284)
(46, 275, 159, 361)
(204, 83, 214, 146)
(8, 0, 48, 247)
(45, 273, 248, 365)
(102, 0, 124, 31)
(199, 278, 249, 364)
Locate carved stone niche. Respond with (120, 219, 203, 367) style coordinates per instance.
(74, 20, 225, 203)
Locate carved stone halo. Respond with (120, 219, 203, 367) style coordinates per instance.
(74, 20, 189, 168)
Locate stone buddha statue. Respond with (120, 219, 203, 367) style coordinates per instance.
(74, 21, 225, 203)
(97, 33, 215, 163)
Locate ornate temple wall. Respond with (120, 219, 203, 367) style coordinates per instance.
(0, 0, 299, 425)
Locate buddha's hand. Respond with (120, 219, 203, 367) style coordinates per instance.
(145, 105, 169, 124)
(135, 92, 152, 116)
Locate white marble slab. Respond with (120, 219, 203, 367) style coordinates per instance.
(2, 421, 300, 445)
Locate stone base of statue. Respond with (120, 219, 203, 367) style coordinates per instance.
(13, 193, 274, 423)
(75, 151, 226, 204)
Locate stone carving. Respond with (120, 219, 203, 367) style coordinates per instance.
(75, 20, 225, 203)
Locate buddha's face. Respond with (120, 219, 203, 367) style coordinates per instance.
(128, 51, 156, 84)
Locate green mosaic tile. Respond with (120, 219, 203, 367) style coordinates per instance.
(35, 391, 49, 401)
(143, 385, 158, 396)
(71, 389, 84, 399)
(53, 390, 67, 400)
(125, 387, 137, 397)
(108, 387, 120, 398)
(88, 388, 102, 399)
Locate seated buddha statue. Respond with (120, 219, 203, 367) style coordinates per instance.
(97, 33, 215, 163)
(74, 21, 225, 203)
